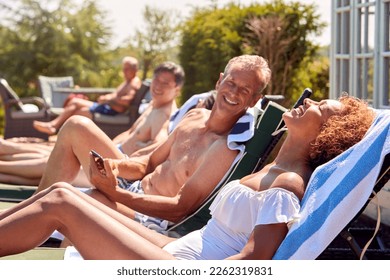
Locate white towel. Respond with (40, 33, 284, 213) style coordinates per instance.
(227, 106, 256, 162)
(273, 109, 390, 259)
(169, 92, 256, 165)
(168, 92, 213, 133)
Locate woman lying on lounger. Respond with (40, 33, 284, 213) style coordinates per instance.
(0, 95, 374, 259)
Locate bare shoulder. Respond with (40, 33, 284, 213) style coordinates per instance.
(131, 76, 142, 88)
(272, 171, 306, 200)
(153, 102, 176, 117)
(183, 107, 208, 119)
(176, 108, 210, 127)
(204, 135, 237, 165)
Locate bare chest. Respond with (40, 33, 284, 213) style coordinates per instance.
(133, 108, 165, 140)
(117, 82, 133, 97)
(170, 130, 220, 173)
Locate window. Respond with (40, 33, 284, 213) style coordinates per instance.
(331, 0, 390, 108)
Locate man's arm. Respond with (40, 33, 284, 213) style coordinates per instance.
(90, 129, 176, 189)
(107, 90, 135, 110)
(109, 78, 142, 110)
(98, 79, 141, 111)
(108, 139, 238, 223)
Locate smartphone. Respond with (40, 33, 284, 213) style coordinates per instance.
(90, 150, 106, 175)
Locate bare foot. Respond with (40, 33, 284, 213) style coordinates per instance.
(33, 121, 57, 135)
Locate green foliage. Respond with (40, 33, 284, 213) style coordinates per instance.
(291, 49, 330, 102)
(0, 0, 114, 96)
(122, 5, 181, 80)
(178, 0, 327, 107)
(0, 0, 331, 136)
(179, 4, 248, 103)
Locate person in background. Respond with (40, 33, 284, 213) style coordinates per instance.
(33, 56, 142, 136)
(0, 62, 184, 186)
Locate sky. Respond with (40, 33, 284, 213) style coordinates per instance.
(94, 0, 332, 48)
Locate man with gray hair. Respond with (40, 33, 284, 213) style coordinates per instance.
(33, 56, 142, 135)
(37, 55, 271, 232)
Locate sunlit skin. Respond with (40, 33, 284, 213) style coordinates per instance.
(0, 97, 350, 260)
(33, 57, 141, 135)
(283, 98, 343, 143)
(211, 66, 261, 124)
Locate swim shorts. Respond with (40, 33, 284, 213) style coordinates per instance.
(89, 102, 119, 116)
(116, 179, 172, 232)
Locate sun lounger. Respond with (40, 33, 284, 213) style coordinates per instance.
(273, 109, 390, 259)
(0, 184, 36, 203)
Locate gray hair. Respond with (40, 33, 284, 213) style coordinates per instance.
(224, 55, 271, 95)
(122, 56, 139, 70)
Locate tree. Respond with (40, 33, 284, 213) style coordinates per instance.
(123, 5, 181, 80)
(0, 0, 113, 95)
(292, 52, 330, 101)
(243, 0, 326, 106)
(179, 4, 247, 103)
(179, 0, 326, 106)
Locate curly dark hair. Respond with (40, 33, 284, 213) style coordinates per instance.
(309, 95, 375, 168)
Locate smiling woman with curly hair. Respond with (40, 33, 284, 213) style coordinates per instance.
(309, 95, 375, 168)
(0, 95, 376, 260)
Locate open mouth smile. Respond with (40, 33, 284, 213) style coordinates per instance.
(292, 106, 305, 117)
(224, 96, 238, 105)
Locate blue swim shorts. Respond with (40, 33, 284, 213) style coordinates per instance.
(116, 178, 172, 232)
(89, 102, 119, 116)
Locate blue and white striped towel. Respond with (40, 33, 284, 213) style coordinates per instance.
(227, 106, 256, 161)
(168, 92, 214, 133)
(273, 109, 390, 259)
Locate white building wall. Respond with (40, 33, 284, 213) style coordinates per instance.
(330, 0, 390, 109)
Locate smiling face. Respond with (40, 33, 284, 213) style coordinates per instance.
(213, 65, 262, 118)
(284, 98, 343, 141)
(150, 71, 179, 106)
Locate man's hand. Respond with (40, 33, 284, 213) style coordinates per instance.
(89, 153, 119, 200)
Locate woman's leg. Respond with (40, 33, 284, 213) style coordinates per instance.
(0, 158, 47, 178)
(0, 173, 40, 185)
(0, 153, 47, 161)
(0, 183, 175, 260)
(0, 138, 52, 158)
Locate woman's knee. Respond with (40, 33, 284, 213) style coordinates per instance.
(38, 183, 81, 216)
(44, 182, 77, 202)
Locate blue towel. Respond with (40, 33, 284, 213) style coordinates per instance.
(273, 109, 390, 259)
